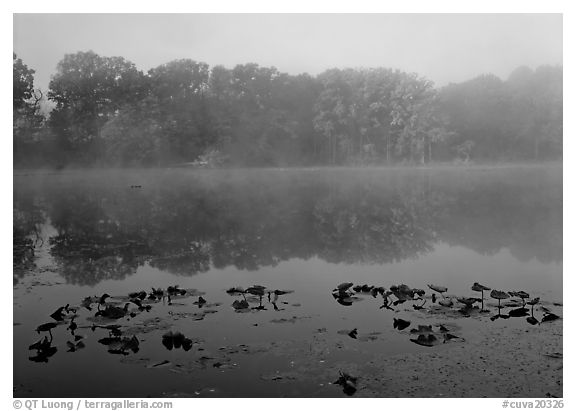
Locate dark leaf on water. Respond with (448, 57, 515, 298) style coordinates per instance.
(29, 337, 51, 351)
(50, 307, 66, 322)
(428, 284, 448, 293)
(508, 307, 529, 317)
(36, 322, 58, 333)
(542, 313, 560, 323)
(393, 318, 411, 331)
(162, 331, 189, 351)
(98, 337, 121, 346)
(273, 289, 294, 296)
(443, 333, 464, 343)
(29, 346, 58, 363)
(232, 300, 249, 310)
(333, 371, 357, 396)
(182, 338, 194, 351)
(410, 334, 438, 347)
(335, 283, 354, 292)
(526, 316, 539, 325)
(409, 325, 433, 335)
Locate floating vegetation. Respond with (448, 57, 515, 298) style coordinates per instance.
(162, 331, 194, 351)
(541, 313, 561, 323)
(333, 371, 358, 396)
(232, 300, 249, 310)
(28, 337, 58, 363)
(409, 324, 464, 347)
(490, 290, 509, 309)
(471, 282, 491, 312)
(410, 333, 439, 347)
(334, 283, 354, 292)
(98, 335, 140, 355)
(35, 322, 58, 339)
(393, 318, 411, 331)
(508, 307, 529, 317)
(66, 340, 85, 352)
(509, 291, 530, 306)
(427, 284, 448, 298)
(23, 277, 559, 399)
(337, 328, 358, 339)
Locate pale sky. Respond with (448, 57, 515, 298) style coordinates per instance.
(13, 14, 562, 91)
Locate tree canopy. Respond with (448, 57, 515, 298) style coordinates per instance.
(13, 50, 562, 168)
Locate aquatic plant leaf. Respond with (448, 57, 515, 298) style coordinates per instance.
(335, 282, 354, 292)
(50, 307, 66, 322)
(232, 300, 249, 310)
(393, 318, 411, 331)
(410, 334, 439, 347)
(428, 284, 447, 293)
(443, 333, 464, 343)
(409, 325, 433, 335)
(29, 346, 57, 363)
(471, 282, 491, 292)
(29, 337, 51, 351)
(490, 290, 509, 300)
(36, 322, 58, 332)
(456, 297, 479, 306)
(526, 316, 539, 325)
(333, 371, 358, 396)
(98, 337, 121, 346)
(542, 313, 561, 322)
(508, 307, 529, 317)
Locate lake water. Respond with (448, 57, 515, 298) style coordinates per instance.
(13, 166, 562, 397)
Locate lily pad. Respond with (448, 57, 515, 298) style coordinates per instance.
(410, 333, 439, 347)
(232, 300, 249, 310)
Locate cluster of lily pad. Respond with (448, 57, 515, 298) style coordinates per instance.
(26, 278, 561, 397)
(29, 283, 298, 364)
(28, 285, 204, 363)
(331, 281, 562, 326)
(226, 285, 294, 311)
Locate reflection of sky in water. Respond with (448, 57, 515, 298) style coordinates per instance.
(13, 167, 562, 397)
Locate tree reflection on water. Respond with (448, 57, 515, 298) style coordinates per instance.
(13, 168, 562, 286)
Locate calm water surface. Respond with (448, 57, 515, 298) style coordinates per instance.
(13, 166, 562, 397)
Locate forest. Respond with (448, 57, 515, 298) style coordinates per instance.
(13, 51, 562, 168)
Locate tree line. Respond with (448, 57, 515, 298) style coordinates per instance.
(13, 51, 562, 168)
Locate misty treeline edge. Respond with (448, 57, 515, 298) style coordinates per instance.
(13, 51, 562, 168)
